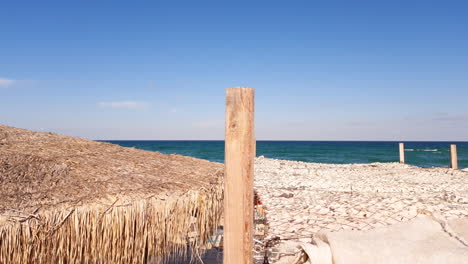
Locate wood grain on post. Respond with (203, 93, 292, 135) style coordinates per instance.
(450, 144, 458, 170)
(399, 143, 405, 164)
(224, 87, 255, 264)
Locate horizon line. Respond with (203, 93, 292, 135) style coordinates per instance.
(95, 139, 468, 143)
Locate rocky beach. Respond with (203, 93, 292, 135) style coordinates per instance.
(253, 157, 468, 262)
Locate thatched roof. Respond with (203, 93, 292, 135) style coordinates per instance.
(0, 125, 224, 263)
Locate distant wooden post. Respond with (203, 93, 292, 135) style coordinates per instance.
(399, 143, 405, 164)
(450, 144, 458, 170)
(224, 87, 255, 264)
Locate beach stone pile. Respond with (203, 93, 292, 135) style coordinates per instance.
(253, 157, 468, 262)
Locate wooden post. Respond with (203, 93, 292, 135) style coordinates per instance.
(399, 143, 405, 164)
(450, 144, 458, 170)
(224, 87, 255, 264)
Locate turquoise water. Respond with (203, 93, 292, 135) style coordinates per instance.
(103, 141, 468, 169)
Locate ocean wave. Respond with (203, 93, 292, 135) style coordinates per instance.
(405, 148, 438, 152)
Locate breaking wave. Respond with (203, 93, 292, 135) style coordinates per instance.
(405, 149, 438, 152)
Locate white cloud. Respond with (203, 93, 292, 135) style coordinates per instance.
(98, 101, 148, 109)
(0, 78, 15, 88)
(432, 114, 468, 122)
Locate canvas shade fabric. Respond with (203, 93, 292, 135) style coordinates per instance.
(295, 215, 468, 264)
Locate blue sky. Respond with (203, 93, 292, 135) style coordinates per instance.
(1, 0, 467, 140)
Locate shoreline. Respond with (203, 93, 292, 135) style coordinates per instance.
(107, 140, 468, 170)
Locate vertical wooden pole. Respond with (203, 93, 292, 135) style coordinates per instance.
(399, 143, 405, 164)
(450, 144, 458, 170)
(224, 87, 254, 264)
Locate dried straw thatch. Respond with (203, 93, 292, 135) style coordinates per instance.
(0, 125, 223, 263)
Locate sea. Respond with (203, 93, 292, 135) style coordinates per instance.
(103, 141, 468, 169)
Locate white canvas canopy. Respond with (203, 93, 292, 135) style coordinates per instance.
(291, 215, 468, 264)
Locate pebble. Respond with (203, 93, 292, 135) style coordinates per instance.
(253, 157, 468, 263)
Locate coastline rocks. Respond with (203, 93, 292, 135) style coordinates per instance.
(278, 192, 294, 198)
(254, 157, 468, 262)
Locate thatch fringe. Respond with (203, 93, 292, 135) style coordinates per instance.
(0, 186, 223, 264)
